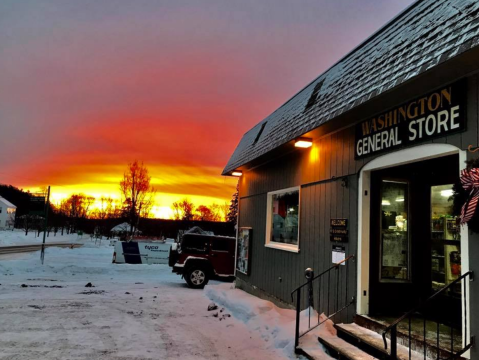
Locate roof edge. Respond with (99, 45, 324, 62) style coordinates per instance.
(237, 0, 424, 136)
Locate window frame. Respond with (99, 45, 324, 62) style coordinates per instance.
(265, 186, 301, 253)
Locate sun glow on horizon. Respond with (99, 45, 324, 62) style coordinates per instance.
(27, 181, 235, 220)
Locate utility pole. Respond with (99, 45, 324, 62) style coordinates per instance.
(41, 186, 51, 265)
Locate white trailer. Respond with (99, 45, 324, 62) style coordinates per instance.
(113, 239, 174, 265)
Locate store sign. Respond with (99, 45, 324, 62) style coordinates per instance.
(355, 80, 466, 159)
(330, 218, 348, 242)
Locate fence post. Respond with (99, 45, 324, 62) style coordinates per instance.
(305, 268, 314, 310)
(390, 326, 398, 360)
(295, 289, 301, 353)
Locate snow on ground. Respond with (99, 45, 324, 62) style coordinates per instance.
(0, 229, 89, 247)
(205, 284, 335, 360)
(0, 239, 332, 360)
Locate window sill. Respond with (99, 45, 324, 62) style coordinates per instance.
(265, 242, 299, 253)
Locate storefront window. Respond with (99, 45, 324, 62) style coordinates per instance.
(431, 184, 461, 295)
(380, 180, 410, 282)
(266, 187, 300, 252)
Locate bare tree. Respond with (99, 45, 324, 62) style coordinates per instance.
(120, 161, 156, 234)
(195, 205, 215, 221)
(210, 202, 229, 222)
(90, 197, 119, 220)
(171, 201, 181, 220)
(61, 194, 95, 232)
(171, 198, 195, 221)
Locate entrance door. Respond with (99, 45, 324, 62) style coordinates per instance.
(369, 155, 460, 320)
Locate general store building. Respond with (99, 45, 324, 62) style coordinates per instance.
(223, 1, 479, 359)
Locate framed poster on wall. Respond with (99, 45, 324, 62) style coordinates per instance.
(236, 227, 252, 275)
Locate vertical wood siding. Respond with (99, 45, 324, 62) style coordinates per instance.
(236, 75, 479, 321)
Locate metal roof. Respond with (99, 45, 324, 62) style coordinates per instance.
(223, 0, 479, 175)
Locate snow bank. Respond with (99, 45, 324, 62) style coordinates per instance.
(0, 229, 87, 246)
(205, 283, 335, 359)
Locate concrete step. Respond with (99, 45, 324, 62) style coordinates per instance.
(354, 314, 463, 360)
(315, 333, 379, 360)
(335, 323, 432, 360)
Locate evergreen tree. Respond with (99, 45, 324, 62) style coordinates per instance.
(227, 183, 239, 224)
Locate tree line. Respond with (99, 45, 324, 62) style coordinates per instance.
(1, 161, 239, 236)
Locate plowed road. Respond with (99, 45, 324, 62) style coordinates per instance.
(0, 243, 82, 255)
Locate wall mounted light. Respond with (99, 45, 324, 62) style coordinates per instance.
(295, 137, 313, 148)
(232, 170, 243, 177)
(441, 189, 453, 198)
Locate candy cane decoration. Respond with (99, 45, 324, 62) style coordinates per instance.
(460, 168, 479, 225)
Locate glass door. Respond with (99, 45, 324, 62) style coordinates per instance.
(430, 184, 461, 296)
(369, 170, 418, 316)
(380, 180, 410, 282)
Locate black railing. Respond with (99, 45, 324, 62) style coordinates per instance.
(291, 255, 355, 352)
(382, 271, 474, 360)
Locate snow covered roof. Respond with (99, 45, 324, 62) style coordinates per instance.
(111, 222, 135, 232)
(222, 0, 479, 175)
(0, 197, 16, 208)
(185, 226, 214, 236)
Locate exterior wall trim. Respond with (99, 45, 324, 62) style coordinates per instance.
(357, 143, 470, 354)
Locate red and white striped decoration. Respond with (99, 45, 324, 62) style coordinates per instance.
(460, 168, 479, 225)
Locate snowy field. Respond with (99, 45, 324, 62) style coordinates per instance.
(0, 229, 90, 247)
(0, 235, 334, 360)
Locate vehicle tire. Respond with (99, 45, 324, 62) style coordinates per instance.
(185, 266, 210, 289)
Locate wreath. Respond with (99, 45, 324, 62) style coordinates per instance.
(452, 158, 479, 233)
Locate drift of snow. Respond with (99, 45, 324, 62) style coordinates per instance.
(205, 283, 335, 360)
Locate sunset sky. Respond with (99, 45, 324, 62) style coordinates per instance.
(0, 0, 413, 218)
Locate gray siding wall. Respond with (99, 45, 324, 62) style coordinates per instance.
(236, 75, 479, 326)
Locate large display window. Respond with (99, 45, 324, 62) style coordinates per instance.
(265, 187, 300, 252)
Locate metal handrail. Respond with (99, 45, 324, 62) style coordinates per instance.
(291, 255, 355, 353)
(382, 270, 473, 348)
(290, 255, 355, 297)
(382, 270, 474, 360)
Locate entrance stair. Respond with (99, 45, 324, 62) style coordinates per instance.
(293, 270, 473, 360)
(301, 315, 463, 360)
(331, 322, 427, 360)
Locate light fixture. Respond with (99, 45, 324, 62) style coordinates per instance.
(396, 197, 405, 202)
(232, 170, 243, 177)
(382, 200, 391, 206)
(295, 137, 313, 148)
(441, 189, 453, 198)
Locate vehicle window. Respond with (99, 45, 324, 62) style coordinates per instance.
(181, 236, 209, 254)
(211, 239, 229, 252)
